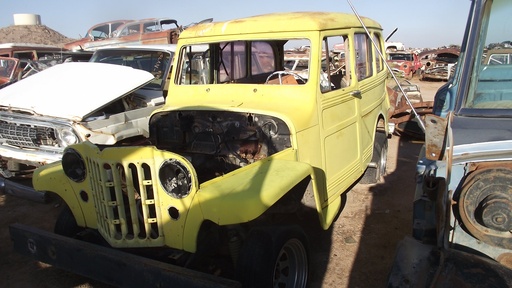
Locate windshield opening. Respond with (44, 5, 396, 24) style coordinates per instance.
(177, 39, 310, 85)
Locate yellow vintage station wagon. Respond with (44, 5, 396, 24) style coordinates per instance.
(29, 12, 391, 288)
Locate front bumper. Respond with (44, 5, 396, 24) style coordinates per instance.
(0, 144, 62, 169)
(9, 223, 241, 288)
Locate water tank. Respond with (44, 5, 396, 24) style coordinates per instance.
(13, 14, 41, 25)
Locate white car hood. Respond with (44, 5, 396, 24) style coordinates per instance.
(0, 62, 154, 121)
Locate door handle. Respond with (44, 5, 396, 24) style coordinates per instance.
(351, 90, 361, 97)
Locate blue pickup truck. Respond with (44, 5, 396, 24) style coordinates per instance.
(388, 0, 512, 286)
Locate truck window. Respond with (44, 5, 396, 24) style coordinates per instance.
(465, 0, 512, 110)
(322, 35, 350, 92)
(374, 34, 383, 72)
(354, 33, 373, 81)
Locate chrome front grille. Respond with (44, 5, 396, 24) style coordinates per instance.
(0, 119, 56, 148)
(87, 157, 165, 247)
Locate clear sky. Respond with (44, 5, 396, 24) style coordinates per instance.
(0, 0, 471, 49)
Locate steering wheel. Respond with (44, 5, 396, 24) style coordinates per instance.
(265, 71, 306, 84)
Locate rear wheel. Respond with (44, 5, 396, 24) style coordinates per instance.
(236, 225, 309, 288)
(360, 132, 388, 184)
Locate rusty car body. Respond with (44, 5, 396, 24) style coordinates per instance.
(0, 57, 19, 87)
(388, 80, 432, 138)
(418, 47, 460, 81)
(64, 18, 181, 51)
(388, 0, 512, 286)
(63, 19, 133, 51)
(386, 50, 422, 79)
(0, 43, 65, 58)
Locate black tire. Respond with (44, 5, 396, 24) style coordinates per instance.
(360, 132, 388, 184)
(236, 225, 310, 288)
(54, 204, 82, 237)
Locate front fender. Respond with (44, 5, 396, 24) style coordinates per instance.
(32, 161, 87, 226)
(196, 159, 315, 224)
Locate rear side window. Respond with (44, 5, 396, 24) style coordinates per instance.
(373, 34, 383, 72)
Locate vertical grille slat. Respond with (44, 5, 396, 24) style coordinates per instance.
(87, 157, 164, 247)
(111, 164, 129, 239)
(138, 165, 153, 237)
(124, 164, 141, 239)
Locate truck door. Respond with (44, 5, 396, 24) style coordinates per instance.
(319, 34, 362, 203)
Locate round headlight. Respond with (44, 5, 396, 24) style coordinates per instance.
(159, 159, 191, 198)
(57, 128, 79, 147)
(62, 148, 86, 182)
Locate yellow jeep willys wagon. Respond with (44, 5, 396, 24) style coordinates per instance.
(27, 12, 391, 287)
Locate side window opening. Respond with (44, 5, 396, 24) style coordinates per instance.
(354, 33, 373, 81)
(322, 35, 350, 93)
(373, 34, 383, 72)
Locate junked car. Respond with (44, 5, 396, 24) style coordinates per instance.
(0, 63, 155, 180)
(0, 45, 175, 179)
(0, 43, 66, 58)
(63, 19, 133, 51)
(65, 18, 181, 51)
(418, 47, 460, 81)
(387, 0, 512, 286)
(12, 11, 392, 287)
(386, 50, 421, 79)
(484, 47, 512, 65)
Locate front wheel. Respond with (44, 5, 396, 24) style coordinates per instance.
(236, 225, 310, 288)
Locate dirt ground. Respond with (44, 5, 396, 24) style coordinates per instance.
(0, 68, 444, 288)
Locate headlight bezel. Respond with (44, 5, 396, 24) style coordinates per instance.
(62, 147, 86, 182)
(159, 158, 192, 199)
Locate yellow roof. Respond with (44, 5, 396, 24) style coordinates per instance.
(179, 12, 382, 39)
